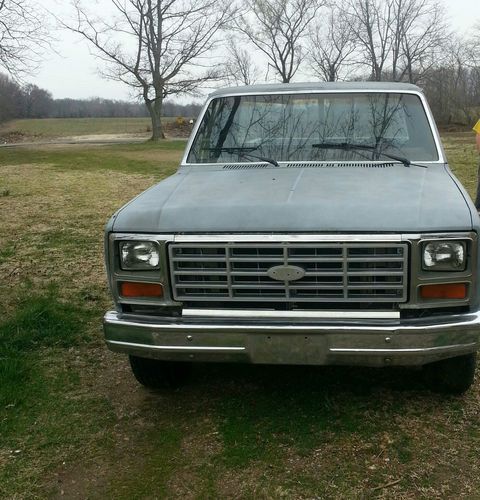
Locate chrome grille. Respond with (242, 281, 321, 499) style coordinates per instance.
(168, 242, 408, 303)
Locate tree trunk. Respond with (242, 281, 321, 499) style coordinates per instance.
(407, 63, 414, 84)
(146, 97, 165, 141)
(329, 65, 336, 82)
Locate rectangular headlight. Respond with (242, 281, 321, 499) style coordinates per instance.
(423, 241, 466, 271)
(120, 241, 160, 270)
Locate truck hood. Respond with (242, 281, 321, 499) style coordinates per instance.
(112, 163, 473, 233)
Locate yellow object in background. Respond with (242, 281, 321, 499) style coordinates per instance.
(474, 119, 480, 134)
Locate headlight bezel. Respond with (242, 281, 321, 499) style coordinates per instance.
(107, 233, 178, 307)
(422, 240, 467, 272)
(119, 240, 161, 271)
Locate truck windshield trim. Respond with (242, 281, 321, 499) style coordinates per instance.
(185, 91, 442, 165)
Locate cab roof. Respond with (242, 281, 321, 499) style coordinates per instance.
(210, 81, 422, 97)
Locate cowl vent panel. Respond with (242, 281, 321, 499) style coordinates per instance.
(223, 162, 396, 170)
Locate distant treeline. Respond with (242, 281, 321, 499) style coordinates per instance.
(0, 73, 202, 122)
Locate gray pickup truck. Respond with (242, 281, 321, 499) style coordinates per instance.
(103, 82, 480, 394)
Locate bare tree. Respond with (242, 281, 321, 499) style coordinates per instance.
(422, 35, 478, 125)
(0, 73, 23, 122)
(307, 2, 356, 82)
(22, 84, 53, 118)
(468, 21, 480, 66)
(445, 37, 478, 124)
(390, 0, 449, 83)
(474, 21, 480, 45)
(0, 0, 51, 79)
(233, 0, 325, 84)
(64, 0, 232, 141)
(343, 0, 449, 83)
(224, 38, 260, 86)
(345, 0, 393, 81)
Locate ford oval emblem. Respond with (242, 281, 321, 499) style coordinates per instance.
(267, 265, 305, 282)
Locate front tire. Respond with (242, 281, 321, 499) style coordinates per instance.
(423, 353, 477, 395)
(129, 356, 191, 389)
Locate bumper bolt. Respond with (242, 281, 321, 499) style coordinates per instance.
(385, 337, 391, 343)
(187, 335, 193, 341)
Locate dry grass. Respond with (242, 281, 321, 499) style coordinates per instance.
(1, 133, 480, 498)
(0, 142, 179, 497)
(443, 131, 479, 200)
(0, 117, 160, 139)
(0, 164, 154, 315)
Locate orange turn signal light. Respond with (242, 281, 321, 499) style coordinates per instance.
(420, 283, 467, 300)
(120, 282, 163, 298)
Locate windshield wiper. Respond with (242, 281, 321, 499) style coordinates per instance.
(204, 147, 279, 167)
(312, 142, 427, 168)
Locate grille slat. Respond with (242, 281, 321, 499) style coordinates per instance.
(172, 256, 227, 262)
(169, 242, 408, 303)
(229, 257, 286, 262)
(178, 281, 232, 290)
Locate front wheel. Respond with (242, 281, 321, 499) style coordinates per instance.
(423, 353, 477, 395)
(129, 356, 191, 389)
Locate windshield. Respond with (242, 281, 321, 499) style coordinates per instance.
(187, 92, 439, 163)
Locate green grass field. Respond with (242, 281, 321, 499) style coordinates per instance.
(0, 116, 180, 140)
(0, 131, 480, 498)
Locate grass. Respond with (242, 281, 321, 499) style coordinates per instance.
(443, 131, 479, 199)
(0, 116, 178, 139)
(1, 131, 480, 498)
(0, 284, 116, 499)
(0, 140, 185, 176)
(0, 139, 182, 498)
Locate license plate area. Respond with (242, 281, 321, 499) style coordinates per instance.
(248, 334, 328, 364)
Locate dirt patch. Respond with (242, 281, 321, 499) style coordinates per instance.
(166, 420, 223, 498)
(0, 130, 42, 144)
(0, 119, 192, 145)
(49, 348, 146, 499)
(164, 120, 194, 138)
(60, 133, 149, 143)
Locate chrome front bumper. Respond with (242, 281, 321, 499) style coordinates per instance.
(103, 309, 480, 367)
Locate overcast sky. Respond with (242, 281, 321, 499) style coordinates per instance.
(29, 0, 480, 102)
